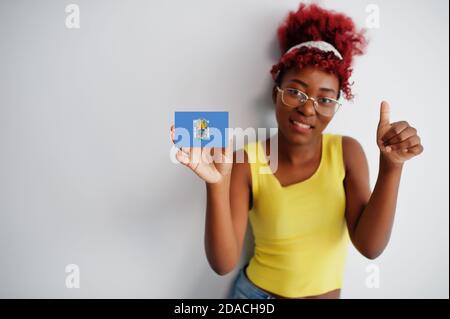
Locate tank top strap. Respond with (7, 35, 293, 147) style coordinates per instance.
(243, 140, 269, 199)
(244, 134, 345, 197)
(322, 134, 345, 180)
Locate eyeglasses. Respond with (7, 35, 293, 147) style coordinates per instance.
(276, 86, 342, 117)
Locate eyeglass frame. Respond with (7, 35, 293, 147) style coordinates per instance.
(275, 86, 342, 117)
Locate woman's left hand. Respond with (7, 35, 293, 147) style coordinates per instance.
(376, 101, 424, 165)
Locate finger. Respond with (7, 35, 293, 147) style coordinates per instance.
(176, 149, 191, 165)
(384, 127, 417, 146)
(388, 135, 421, 151)
(171, 125, 185, 149)
(212, 147, 224, 163)
(223, 134, 234, 163)
(379, 101, 390, 127)
(171, 125, 188, 157)
(180, 146, 192, 156)
(211, 133, 234, 163)
(381, 121, 410, 143)
(405, 144, 424, 156)
(187, 146, 198, 163)
(170, 125, 175, 144)
(201, 147, 214, 165)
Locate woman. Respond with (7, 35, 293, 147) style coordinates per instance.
(170, 3, 423, 299)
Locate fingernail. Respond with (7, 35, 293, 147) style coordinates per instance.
(386, 146, 392, 152)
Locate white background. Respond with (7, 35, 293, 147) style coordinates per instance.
(0, 0, 448, 298)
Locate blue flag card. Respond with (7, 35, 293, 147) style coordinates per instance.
(174, 111, 229, 148)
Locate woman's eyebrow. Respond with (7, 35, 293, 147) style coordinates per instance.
(289, 79, 336, 94)
(319, 87, 337, 94)
(288, 79, 308, 87)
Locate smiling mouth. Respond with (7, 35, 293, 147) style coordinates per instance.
(289, 119, 314, 129)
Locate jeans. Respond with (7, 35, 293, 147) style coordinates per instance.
(227, 265, 276, 299)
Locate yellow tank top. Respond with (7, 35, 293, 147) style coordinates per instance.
(244, 133, 349, 298)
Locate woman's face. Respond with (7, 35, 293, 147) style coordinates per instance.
(273, 65, 340, 145)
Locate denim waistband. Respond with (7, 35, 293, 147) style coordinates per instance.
(231, 265, 276, 299)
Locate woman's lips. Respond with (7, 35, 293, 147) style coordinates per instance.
(289, 119, 314, 134)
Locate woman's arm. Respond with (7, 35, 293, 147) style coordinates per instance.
(343, 136, 403, 259)
(343, 101, 424, 259)
(170, 125, 251, 275)
(205, 153, 251, 275)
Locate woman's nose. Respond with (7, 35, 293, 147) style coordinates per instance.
(296, 99, 316, 116)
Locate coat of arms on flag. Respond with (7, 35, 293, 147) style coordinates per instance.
(193, 118, 210, 141)
(174, 111, 228, 147)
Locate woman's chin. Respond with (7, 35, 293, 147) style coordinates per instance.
(281, 129, 314, 145)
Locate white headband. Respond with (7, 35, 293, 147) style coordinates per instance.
(285, 40, 343, 60)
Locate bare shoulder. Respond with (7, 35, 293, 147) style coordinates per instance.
(342, 135, 364, 151)
(232, 147, 251, 186)
(342, 135, 368, 173)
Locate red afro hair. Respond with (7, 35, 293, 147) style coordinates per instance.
(271, 3, 367, 100)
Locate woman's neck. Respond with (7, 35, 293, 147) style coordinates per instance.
(276, 131, 322, 166)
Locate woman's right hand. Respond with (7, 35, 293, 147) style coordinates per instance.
(170, 125, 233, 184)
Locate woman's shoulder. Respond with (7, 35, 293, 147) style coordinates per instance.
(324, 133, 362, 149)
(233, 144, 253, 193)
(340, 135, 367, 173)
(243, 138, 270, 161)
(341, 135, 364, 152)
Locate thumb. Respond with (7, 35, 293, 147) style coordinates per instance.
(379, 101, 390, 127)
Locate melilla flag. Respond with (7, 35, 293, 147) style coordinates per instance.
(174, 111, 229, 148)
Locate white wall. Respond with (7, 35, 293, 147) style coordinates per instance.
(0, 0, 448, 298)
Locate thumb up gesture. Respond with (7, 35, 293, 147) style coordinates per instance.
(377, 101, 424, 165)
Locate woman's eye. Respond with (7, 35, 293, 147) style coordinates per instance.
(319, 98, 334, 104)
(287, 89, 307, 100)
(286, 89, 300, 96)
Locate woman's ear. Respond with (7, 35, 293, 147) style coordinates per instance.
(272, 85, 278, 105)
